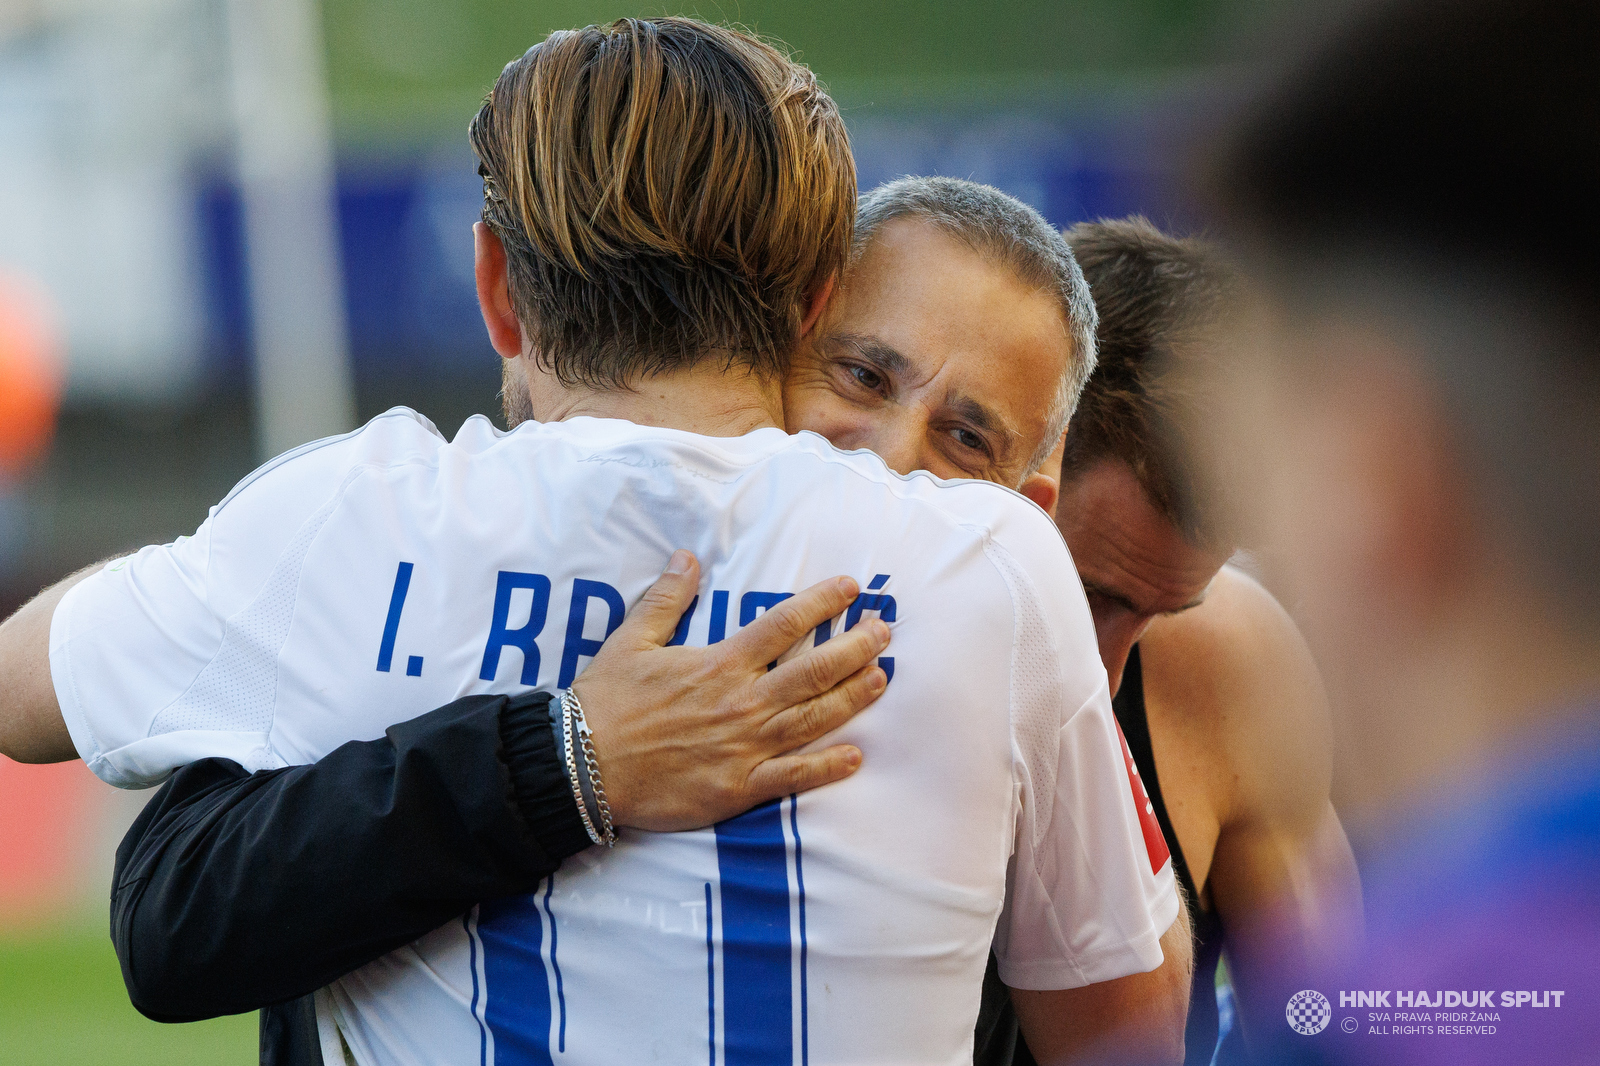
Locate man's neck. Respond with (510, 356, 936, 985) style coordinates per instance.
(523, 357, 784, 437)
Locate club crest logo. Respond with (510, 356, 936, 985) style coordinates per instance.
(1286, 989, 1332, 1035)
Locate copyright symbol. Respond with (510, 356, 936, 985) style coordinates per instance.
(1341, 1017, 1359, 1033)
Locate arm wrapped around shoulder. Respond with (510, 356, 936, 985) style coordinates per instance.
(111, 690, 586, 1021)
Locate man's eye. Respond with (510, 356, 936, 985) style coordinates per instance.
(949, 427, 985, 451)
(1084, 589, 1119, 623)
(848, 364, 885, 392)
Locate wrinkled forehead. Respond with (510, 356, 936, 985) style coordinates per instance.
(828, 219, 1074, 447)
(1059, 458, 1231, 612)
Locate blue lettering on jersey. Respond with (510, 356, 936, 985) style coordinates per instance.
(668, 596, 700, 647)
(708, 590, 731, 644)
(739, 591, 792, 626)
(741, 592, 793, 670)
(481, 572, 552, 685)
(833, 578, 897, 684)
(844, 589, 896, 630)
(375, 562, 414, 673)
(558, 579, 626, 688)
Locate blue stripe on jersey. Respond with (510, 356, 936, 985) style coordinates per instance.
(466, 910, 489, 1066)
(705, 881, 716, 1066)
(478, 890, 556, 1066)
(542, 877, 567, 1053)
(789, 798, 809, 1066)
(714, 799, 794, 1066)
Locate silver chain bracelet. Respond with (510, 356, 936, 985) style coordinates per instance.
(560, 688, 616, 847)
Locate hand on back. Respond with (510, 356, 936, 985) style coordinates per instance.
(576, 550, 889, 832)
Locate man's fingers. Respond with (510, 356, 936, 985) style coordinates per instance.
(743, 744, 863, 805)
(727, 575, 859, 665)
(757, 617, 889, 709)
(609, 550, 701, 649)
(763, 662, 886, 750)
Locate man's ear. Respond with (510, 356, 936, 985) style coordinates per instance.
(799, 274, 837, 340)
(1020, 427, 1068, 517)
(474, 222, 523, 360)
(1019, 470, 1060, 516)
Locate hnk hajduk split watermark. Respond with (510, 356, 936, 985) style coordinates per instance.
(1287, 989, 1566, 1039)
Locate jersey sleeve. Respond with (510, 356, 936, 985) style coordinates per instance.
(50, 523, 237, 788)
(985, 530, 1180, 991)
(49, 411, 441, 789)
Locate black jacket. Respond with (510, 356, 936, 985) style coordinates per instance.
(110, 690, 589, 1065)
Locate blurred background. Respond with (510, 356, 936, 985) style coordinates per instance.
(0, 0, 1273, 1059)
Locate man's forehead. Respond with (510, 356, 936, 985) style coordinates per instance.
(838, 217, 1016, 312)
(1060, 459, 1230, 611)
(829, 225, 1071, 419)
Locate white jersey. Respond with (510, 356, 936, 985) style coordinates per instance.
(52, 409, 1176, 1066)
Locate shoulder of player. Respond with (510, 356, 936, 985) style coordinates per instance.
(785, 432, 1065, 548)
(1141, 565, 1332, 817)
(786, 435, 1091, 644)
(214, 406, 453, 515)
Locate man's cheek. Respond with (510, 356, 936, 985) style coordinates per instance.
(786, 391, 874, 447)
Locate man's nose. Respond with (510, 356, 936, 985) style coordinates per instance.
(1098, 621, 1145, 697)
(862, 421, 926, 478)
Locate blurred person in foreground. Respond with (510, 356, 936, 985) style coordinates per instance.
(1199, 0, 1600, 1061)
(0, 21, 1182, 1066)
(966, 220, 1361, 1066)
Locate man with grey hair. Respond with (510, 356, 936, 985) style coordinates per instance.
(849, 175, 1097, 475)
(786, 177, 1098, 507)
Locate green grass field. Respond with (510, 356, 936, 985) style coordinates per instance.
(0, 925, 257, 1065)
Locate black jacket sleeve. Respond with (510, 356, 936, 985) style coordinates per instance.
(110, 690, 590, 1024)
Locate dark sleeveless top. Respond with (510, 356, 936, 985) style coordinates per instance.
(972, 643, 1229, 1066)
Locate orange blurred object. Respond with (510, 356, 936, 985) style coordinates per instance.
(0, 272, 64, 483)
(0, 758, 99, 927)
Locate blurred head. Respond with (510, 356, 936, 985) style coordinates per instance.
(469, 18, 855, 423)
(1208, 0, 1600, 801)
(1055, 218, 1238, 691)
(784, 177, 1096, 509)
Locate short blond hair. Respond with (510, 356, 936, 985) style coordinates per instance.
(470, 18, 855, 388)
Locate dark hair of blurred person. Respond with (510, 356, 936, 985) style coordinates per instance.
(470, 17, 855, 420)
(1205, 1, 1600, 1063)
(974, 216, 1361, 1066)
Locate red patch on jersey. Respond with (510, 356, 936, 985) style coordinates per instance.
(1115, 719, 1171, 875)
